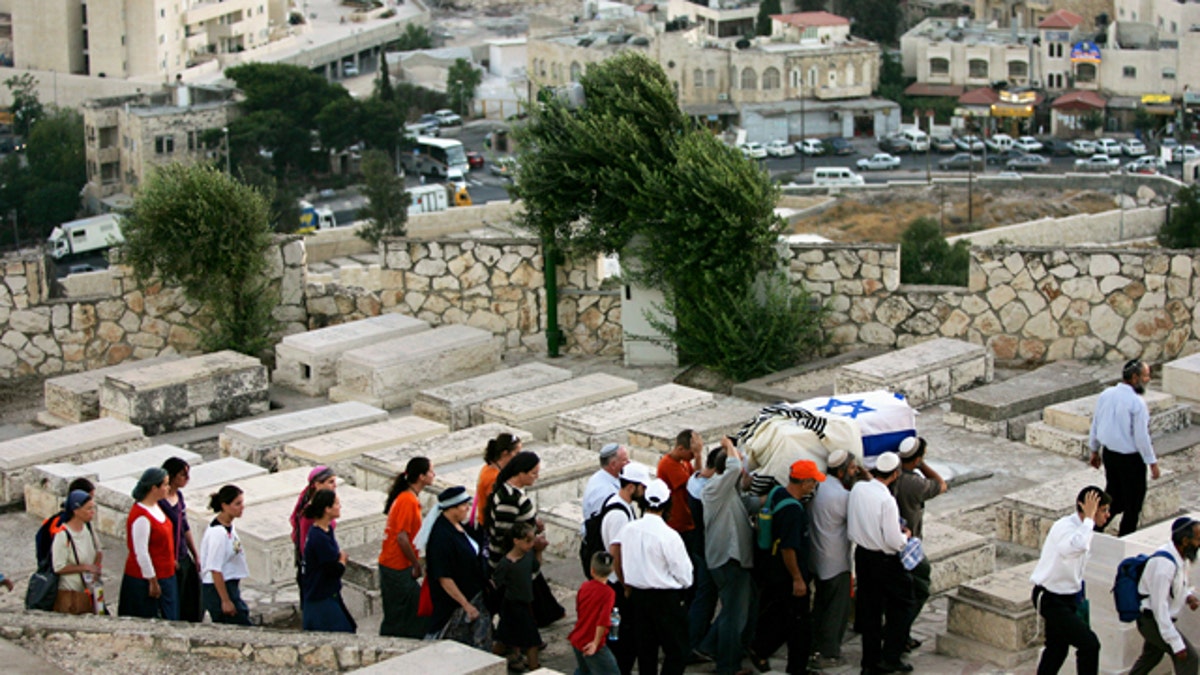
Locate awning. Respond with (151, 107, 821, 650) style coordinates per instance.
(682, 101, 738, 116)
(904, 83, 966, 97)
(1144, 105, 1177, 115)
(1052, 89, 1107, 110)
(991, 103, 1035, 117)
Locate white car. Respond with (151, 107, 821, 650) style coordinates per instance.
(1122, 139, 1147, 156)
(432, 109, 462, 126)
(1074, 154, 1120, 171)
(984, 133, 1014, 152)
(1124, 156, 1166, 173)
(954, 135, 984, 152)
(739, 142, 767, 159)
(796, 138, 826, 156)
(343, 61, 359, 77)
(1094, 138, 1123, 155)
(1068, 139, 1096, 156)
(856, 153, 902, 171)
(765, 140, 796, 158)
(1174, 144, 1200, 162)
(1013, 136, 1044, 152)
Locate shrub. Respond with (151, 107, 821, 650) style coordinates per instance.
(1159, 185, 1200, 249)
(900, 217, 970, 285)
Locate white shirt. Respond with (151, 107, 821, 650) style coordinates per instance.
(199, 519, 250, 584)
(847, 479, 907, 554)
(1138, 544, 1196, 654)
(614, 513, 693, 590)
(1088, 382, 1156, 465)
(580, 469, 621, 534)
(810, 478, 852, 580)
(131, 502, 168, 580)
(1029, 513, 1095, 594)
(52, 523, 100, 592)
(600, 493, 636, 583)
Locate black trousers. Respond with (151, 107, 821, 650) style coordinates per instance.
(1032, 586, 1099, 675)
(854, 547, 915, 668)
(608, 580, 636, 675)
(628, 587, 689, 675)
(1102, 448, 1148, 537)
(751, 577, 813, 674)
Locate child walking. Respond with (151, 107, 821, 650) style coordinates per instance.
(568, 552, 619, 675)
(492, 521, 542, 672)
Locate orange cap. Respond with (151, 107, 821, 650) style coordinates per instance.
(789, 460, 826, 482)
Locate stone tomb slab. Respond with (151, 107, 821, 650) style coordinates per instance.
(429, 442, 597, 516)
(24, 444, 203, 519)
(936, 560, 1041, 667)
(0, 418, 148, 507)
(413, 362, 573, 431)
(99, 350, 269, 435)
(922, 520, 995, 595)
(834, 338, 993, 408)
(541, 498, 584, 559)
(626, 398, 760, 456)
(995, 467, 1180, 549)
(274, 314, 430, 396)
(1163, 352, 1200, 406)
(357, 640, 506, 675)
(184, 467, 317, 536)
(1025, 389, 1191, 458)
(353, 423, 532, 494)
(280, 416, 448, 476)
(218, 401, 388, 467)
(480, 374, 639, 440)
(329, 324, 503, 409)
(554, 384, 714, 451)
(41, 355, 183, 425)
(944, 361, 1103, 439)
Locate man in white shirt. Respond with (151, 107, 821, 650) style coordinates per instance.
(810, 449, 860, 669)
(847, 452, 914, 674)
(1029, 486, 1111, 675)
(614, 478, 693, 675)
(1088, 359, 1159, 536)
(601, 461, 650, 675)
(1131, 517, 1200, 675)
(582, 443, 631, 526)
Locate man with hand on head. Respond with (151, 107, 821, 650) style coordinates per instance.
(1130, 517, 1200, 675)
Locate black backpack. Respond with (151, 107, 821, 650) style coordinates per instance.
(578, 495, 633, 578)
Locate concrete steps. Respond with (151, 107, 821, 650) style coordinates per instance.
(1025, 389, 1191, 459)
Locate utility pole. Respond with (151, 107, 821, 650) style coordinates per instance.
(222, 127, 231, 175)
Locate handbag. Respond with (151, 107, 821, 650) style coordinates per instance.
(24, 565, 58, 611)
(52, 528, 93, 615)
(417, 577, 433, 618)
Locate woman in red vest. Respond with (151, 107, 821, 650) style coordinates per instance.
(117, 467, 178, 620)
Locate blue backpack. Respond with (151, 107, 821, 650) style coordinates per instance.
(1112, 550, 1175, 622)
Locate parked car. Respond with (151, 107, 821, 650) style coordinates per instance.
(1124, 156, 1166, 173)
(739, 142, 768, 159)
(1160, 137, 1180, 156)
(938, 153, 983, 171)
(1094, 138, 1123, 155)
(930, 136, 957, 153)
(432, 109, 463, 126)
(1173, 144, 1200, 162)
(489, 156, 516, 179)
(796, 138, 826, 156)
(954, 135, 984, 151)
(765, 139, 796, 158)
(1121, 139, 1147, 156)
(1074, 154, 1120, 171)
(1044, 139, 1074, 156)
(1005, 154, 1050, 172)
(987, 149, 1027, 165)
(405, 121, 440, 138)
(1013, 136, 1044, 152)
(466, 151, 485, 170)
(824, 137, 855, 155)
(343, 61, 359, 77)
(1067, 139, 1096, 156)
(878, 135, 911, 154)
(984, 133, 1015, 152)
(857, 153, 902, 171)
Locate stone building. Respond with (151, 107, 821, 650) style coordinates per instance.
(81, 84, 239, 212)
(971, 0, 1109, 31)
(527, 3, 897, 142)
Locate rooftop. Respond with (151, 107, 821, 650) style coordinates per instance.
(1037, 9, 1085, 29)
(904, 17, 1037, 46)
(771, 11, 851, 28)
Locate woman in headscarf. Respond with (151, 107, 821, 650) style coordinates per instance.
(199, 485, 250, 626)
(424, 486, 491, 649)
(159, 457, 201, 622)
(52, 489, 102, 615)
(289, 466, 337, 599)
(472, 433, 521, 527)
(118, 467, 177, 620)
(378, 457, 435, 638)
(301, 489, 356, 633)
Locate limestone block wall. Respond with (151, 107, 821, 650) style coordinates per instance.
(947, 207, 1166, 248)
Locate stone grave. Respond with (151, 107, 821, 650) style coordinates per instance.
(93, 457, 269, 537)
(541, 498, 584, 559)
(1163, 352, 1200, 407)
(935, 560, 1041, 668)
(357, 640, 508, 675)
(280, 416, 448, 477)
(1025, 389, 1191, 458)
(24, 444, 203, 519)
(341, 541, 384, 619)
(99, 350, 269, 435)
(412, 362, 573, 431)
(39, 355, 183, 426)
(554, 384, 714, 451)
(625, 398, 760, 458)
(273, 314, 430, 396)
(922, 520, 995, 595)
(430, 442, 598, 515)
(0, 418, 148, 507)
(834, 338, 993, 408)
(480, 373, 639, 440)
(995, 467, 1180, 549)
(218, 401, 388, 467)
(353, 423, 532, 494)
(183, 467, 316, 535)
(943, 360, 1104, 440)
(329, 324, 503, 409)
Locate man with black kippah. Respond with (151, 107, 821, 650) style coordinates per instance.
(1088, 359, 1159, 536)
(1130, 517, 1200, 675)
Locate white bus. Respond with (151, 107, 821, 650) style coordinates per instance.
(400, 136, 469, 179)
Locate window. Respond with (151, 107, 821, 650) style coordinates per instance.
(1163, 68, 1176, 79)
(570, 62, 582, 82)
(969, 59, 989, 78)
(694, 69, 703, 89)
(762, 67, 780, 90)
(1008, 61, 1028, 78)
(706, 70, 715, 88)
(740, 67, 757, 90)
(155, 135, 175, 154)
(1123, 66, 1137, 78)
(930, 58, 949, 76)
(1172, 21, 1178, 33)
(81, 4, 87, 23)
(790, 69, 801, 89)
(1076, 63, 1097, 82)
(808, 66, 817, 87)
(845, 62, 855, 87)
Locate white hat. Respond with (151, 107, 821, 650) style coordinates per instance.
(898, 436, 924, 458)
(876, 452, 901, 473)
(827, 449, 850, 469)
(620, 462, 652, 486)
(645, 478, 671, 507)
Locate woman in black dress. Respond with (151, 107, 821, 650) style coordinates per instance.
(424, 486, 492, 650)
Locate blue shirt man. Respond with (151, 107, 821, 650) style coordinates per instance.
(1088, 359, 1160, 536)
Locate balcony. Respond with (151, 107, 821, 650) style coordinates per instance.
(814, 82, 873, 100)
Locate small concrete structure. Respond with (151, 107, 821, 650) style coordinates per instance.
(1163, 352, 1200, 406)
(625, 398, 760, 457)
(329, 324, 503, 409)
(353, 640, 507, 675)
(995, 467, 1180, 549)
(541, 498, 584, 559)
(936, 560, 1041, 668)
(24, 444, 202, 519)
(1025, 389, 1191, 458)
(923, 520, 995, 595)
(480, 373, 639, 440)
(0, 418, 148, 507)
(280, 416, 448, 476)
(943, 361, 1103, 440)
(99, 350, 270, 435)
(40, 355, 183, 426)
(412, 362, 573, 430)
(554, 384, 714, 451)
(273, 314, 430, 396)
(218, 402, 389, 467)
(834, 338, 993, 408)
(353, 423, 532, 494)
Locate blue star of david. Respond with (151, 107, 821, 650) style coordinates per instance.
(814, 397, 875, 419)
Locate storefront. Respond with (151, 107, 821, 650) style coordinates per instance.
(1050, 89, 1106, 137)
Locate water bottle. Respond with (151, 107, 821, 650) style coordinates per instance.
(609, 607, 620, 642)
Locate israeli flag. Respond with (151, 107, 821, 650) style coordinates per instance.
(796, 390, 917, 461)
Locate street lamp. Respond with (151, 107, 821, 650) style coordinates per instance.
(455, 79, 466, 120)
(222, 126, 230, 175)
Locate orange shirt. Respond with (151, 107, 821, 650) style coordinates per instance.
(474, 464, 500, 527)
(657, 454, 695, 533)
(379, 490, 422, 570)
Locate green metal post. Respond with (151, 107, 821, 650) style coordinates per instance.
(543, 239, 563, 357)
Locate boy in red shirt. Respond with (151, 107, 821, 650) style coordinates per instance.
(569, 552, 619, 674)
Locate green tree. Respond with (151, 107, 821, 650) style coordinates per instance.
(844, 0, 902, 43)
(446, 58, 482, 120)
(316, 98, 365, 152)
(756, 0, 782, 36)
(900, 217, 971, 285)
(123, 165, 277, 355)
(27, 108, 85, 186)
(391, 23, 433, 51)
(0, 108, 87, 235)
(376, 50, 395, 102)
(357, 149, 409, 246)
(1159, 185, 1200, 248)
(360, 97, 405, 156)
(4, 73, 44, 137)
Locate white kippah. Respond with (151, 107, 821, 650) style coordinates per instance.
(876, 452, 901, 473)
(898, 436, 921, 458)
(827, 449, 850, 469)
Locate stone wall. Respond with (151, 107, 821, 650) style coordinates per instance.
(947, 206, 1165, 248)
